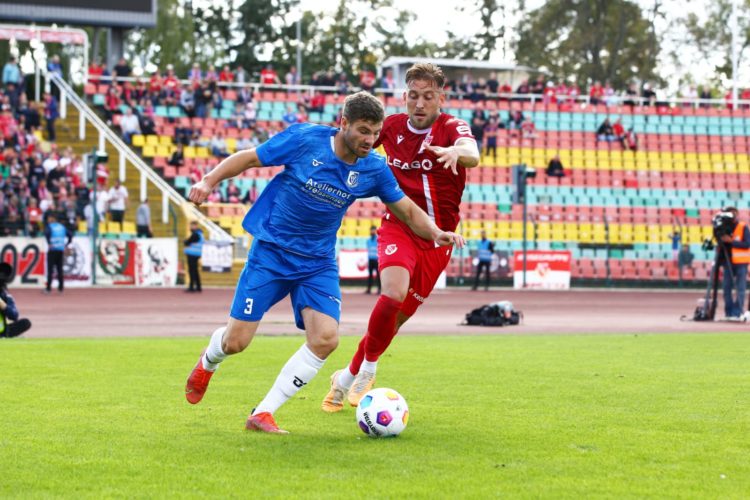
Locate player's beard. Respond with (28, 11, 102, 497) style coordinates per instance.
(344, 130, 371, 158)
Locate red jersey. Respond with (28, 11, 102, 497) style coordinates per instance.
(376, 112, 475, 242)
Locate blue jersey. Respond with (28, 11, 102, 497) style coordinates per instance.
(247, 123, 404, 259)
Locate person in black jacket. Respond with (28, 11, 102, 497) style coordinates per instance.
(0, 262, 31, 338)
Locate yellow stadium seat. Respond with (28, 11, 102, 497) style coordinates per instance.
(122, 221, 136, 234)
(107, 222, 122, 233)
(145, 135, 159, 146)
(184, 146, 197, 159)
(132, 135, 145, 147)
(78, 220, 88, 234)
(142, 145, 156, 158)
(196, 147, 210, 158)
(156, 145, 171, 157)
(159, 135, 173, 146)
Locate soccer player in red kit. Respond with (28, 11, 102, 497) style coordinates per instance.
(322, 63, 480, 412)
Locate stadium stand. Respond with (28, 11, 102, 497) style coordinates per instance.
(18, 64, 750, 285)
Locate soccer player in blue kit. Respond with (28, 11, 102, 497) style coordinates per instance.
(184, 92, 465, 433)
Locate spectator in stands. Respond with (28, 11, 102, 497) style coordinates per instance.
(282, 104, 300, 128)
(113, 57, 131, 79)
(589, 80, 604, 105)
(179, 83, 195, 118)
(205, 64, 218, 82)
(698, 85, 712, 107)
(515, 78, 530, 95)
(603, 80, 617, 106)
(119, 107, 141, 144)
(2, 57, 21, 96)
(107, 179, 129, 224)
(470, 110, 486, 151)
(623, 83, 638, 107)
(336, 73, 351, 95)
(219, 65, 235, 83)
(682, 85, 698, 107)
(507, 109, 523, 135)
(596, 118, 617, 142)
(136, 198, 152, 238)
(26, 196, 43, 236)
(236, 131, 258, 151)
(360, 68, 376, 93)
(43, 93, 59, 142)
(169, 143, 185, 167)
(237, 84, 253, 105)
(554, 81, 569, 105)
(88, 59, 104, 85)
(242, 180, 258, 205)
(242, 100, 257, 128)
(486, 71, 499, 96)
(719, 207, 750, 319)
(546, 155, 565, 178)
(285, 66, 300, 88)
(235, 65, 248, 85)
(612, 118, 625, 143)
(483, 115, 500, 160)
(103, 85, 121, 124)
(188, 63, 202, 83)
(47, 55, 63, 99)
(473, 230, 494, 291)
(521, 117, 537, 138)
(195, 80, 214, 118)
(380, 68, 396, 96)
(642, 83, 657, 106)
(542, 81, 557, 105)
(138, 105, 156, 136)
(308, 91, 325, 114)
(226, 178, 241, 203)
(623, 127, 638, 151)
(677, 244, 694, 282)
(0, 262, 32, 338)
(530, 75, 545, 95)
(260, 64, 281, 87)
(210, 130, 229, 158)
(670, 226, 682, 261)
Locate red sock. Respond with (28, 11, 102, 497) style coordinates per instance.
(349, 295, 402, 374)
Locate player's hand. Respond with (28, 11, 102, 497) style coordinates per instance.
(435, 231, 465, 248)
(720, 235, 733, 243)
(425, 145, 459, 175)
(188, 179, 215, 206)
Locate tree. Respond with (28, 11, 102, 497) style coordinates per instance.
(233, 0, 300, 77)
(514, 0, 660, 89)
(457, 0, 525, 61)
(680, 0, 750, 86)
(126, 0, 196, 76)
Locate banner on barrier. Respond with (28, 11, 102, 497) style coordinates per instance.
(96, 239, 136, 285)
(135, 239, 178, 286)
(513, 250, 571, 289)
(0, 236, 92, 287)
(202, 240, 233, 273)
(338, 250, 369, 279)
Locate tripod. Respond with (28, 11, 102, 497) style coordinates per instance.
(703, 241, 733, 320)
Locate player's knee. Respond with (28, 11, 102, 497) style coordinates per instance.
(222, 335, 250, 354)
(381, 285, 407, 302)
(308, 331, 338, 359)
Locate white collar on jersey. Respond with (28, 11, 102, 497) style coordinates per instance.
(406, 119, 432, 135)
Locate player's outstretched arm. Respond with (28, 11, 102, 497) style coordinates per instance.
(425, 138, 480, 175)
(386, 197, 466, 248)
(189, 149, 263, 205)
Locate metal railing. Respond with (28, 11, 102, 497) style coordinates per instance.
(48, 72, 232, 243)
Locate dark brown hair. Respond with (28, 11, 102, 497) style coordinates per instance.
(342, 91, 384, 124)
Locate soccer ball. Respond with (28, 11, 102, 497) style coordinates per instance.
(356, 388, 409, 438)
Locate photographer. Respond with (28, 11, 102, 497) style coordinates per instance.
(718, 207, 750, 319)
(0, 262, 31, 338)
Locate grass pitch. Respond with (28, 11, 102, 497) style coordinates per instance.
(1, 333, 748, 498)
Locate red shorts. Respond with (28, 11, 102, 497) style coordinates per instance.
(377, 219, 453, 317)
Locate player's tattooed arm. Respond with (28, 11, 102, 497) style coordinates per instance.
(189, 149, 263, 205)
(386, 197, 466, 248)
(425, 137, 480, 175)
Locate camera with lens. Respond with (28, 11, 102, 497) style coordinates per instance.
(711, 210, 737, 240)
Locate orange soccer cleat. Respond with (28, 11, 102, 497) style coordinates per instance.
(321, 369, 347, 413)
(185, 351, 215, 404)
(245, 411, 289, 434)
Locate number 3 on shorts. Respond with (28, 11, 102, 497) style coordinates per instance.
(244, 298, 254, 315)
